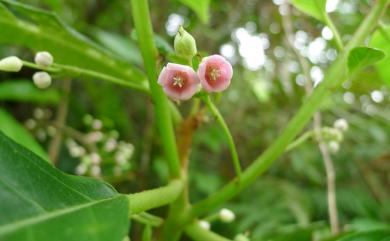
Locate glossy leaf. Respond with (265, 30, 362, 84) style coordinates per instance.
(178, 0, 210, 23)
(0, 0, 147, 90)
(347, 47, 386, 73)
(0, 132, 129, 241)
(370, 24, 390, 87)
(0, 80, 60, 104)
(291, 0, 327, 22)
(336, 229, 390, 241)
(0, 108, 48, 161)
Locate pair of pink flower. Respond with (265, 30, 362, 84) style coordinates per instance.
(158, 55, 233, 100)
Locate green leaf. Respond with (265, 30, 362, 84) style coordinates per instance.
(0, 0, 146, 90)
(0, 80, 60, 104)
(336, 229, 390, 241)
(178, 0, 210, 23)
(0, 108, 48, 161)
(291, 0, 327, 22)
(370, 24, 390, 87)
(347, 47, 386, 73)
(0, 131, 129, 241)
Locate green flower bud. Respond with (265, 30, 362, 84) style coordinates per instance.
(174, 26, 197, 59)
(0, 56, 23, 72)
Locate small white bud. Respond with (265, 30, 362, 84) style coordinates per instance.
(25, 119, 37, 129)
(334, 118, 348, 132)
(33, 71, 52, 89)
(198, 220, 210, 230)
(328, 141, 340, 153)
(86, 131, 104, 143)
(75, 164, 87, 175)
(90, 152, 101, 165)
(92, 119, 103, 130)
(219, 208, 235, 223)
(0, 56, 23, 72)
(234, 234, 250, 241)
(34, 51, 53, 68)
(104, 138, 117, 152)
(90, 165, 101, 177)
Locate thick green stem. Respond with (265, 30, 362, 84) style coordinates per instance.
(185, 222, 232, 241)
(130, 0, 181, 178)
(189, 0, 390, 218)
(127, 179, 184, 214)
(203, 95, 242, 179)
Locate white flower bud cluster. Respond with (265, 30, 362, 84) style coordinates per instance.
(31, 51, 54, 89)
(219, 208, 235, 223)
(69, 115, 134, 178)
(321, 118, 349, 154)
(24, 108, 54, 141)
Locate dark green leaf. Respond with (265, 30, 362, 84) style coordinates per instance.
(336, 229, 390, 241)
(347, 47, 386, 73)
(0, 80, 60, 104)
(0, 132, 129, 241)
(0, 0, 146, 90)
(0, 108, 48, 161)
(291, 0, 327, 22)
(370, 24, 390, 87)
(178, 0, 210, 23)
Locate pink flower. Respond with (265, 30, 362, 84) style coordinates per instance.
(158, 63, 199, 100)
(197, 55, 233, 92)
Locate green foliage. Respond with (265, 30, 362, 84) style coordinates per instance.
(348, 47, 385, 74)
(370, 24, 390, 87)
(0, 108, 48, 160)
(178, 0, 210, 23)
(0, 132, 129, 241)
(290, 0, 327, 22)
(0, 80, 60, 103)
(0, 0, 146, 89)
(336, 229, 390, 241)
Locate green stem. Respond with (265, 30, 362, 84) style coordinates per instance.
(285, 130, 314, 151)
(324, 14, 344, 51)
(127, 179, 184, 214)
(202, 95, 242, 179)
(131, 0, 181, 178)
(23, 61, 149, 92)
(131, 212, 163, 227)
(185, 222, 232, 241)
(189, 0, 389, 218)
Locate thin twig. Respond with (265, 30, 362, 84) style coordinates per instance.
(281, 1, 340, 234)
(48, 79, 72, 163)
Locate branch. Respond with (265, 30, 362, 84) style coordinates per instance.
(185, 222, 232, 241)
(189, 0, 390, 218)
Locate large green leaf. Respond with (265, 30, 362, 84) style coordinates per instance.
(0, 108, 48, 161)
(291, 0, 327, 22)
(370, 24, 390, 87)
(347, 47, 386, 74)
(0, 0, 147, 90)
(0, 80, 60, 104)
(336, 229, 390, 241)
(178, 0, 210, 23)
(0, 131, 129, 241)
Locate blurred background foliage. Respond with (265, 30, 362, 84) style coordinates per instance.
(0, 0, 389, 240)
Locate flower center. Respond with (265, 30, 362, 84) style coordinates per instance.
(209, 68, 221, 81)
(172, 76, 184, 88)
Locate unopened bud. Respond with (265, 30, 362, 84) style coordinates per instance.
(234, 234, 250, 241)
(0, 56, 23, 72)
(33, 71, 52, 89)
(219, 208, 235, 223)
(174, 26, 197, 59)
(198, 220, 210, 230)
(334, 118, 348, 132)
(34, 51, 53, 68)
(328, 141, 340, 153)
